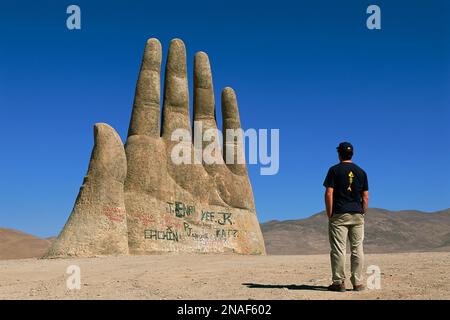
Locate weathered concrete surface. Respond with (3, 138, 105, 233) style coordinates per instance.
(45, 38, 266, 258)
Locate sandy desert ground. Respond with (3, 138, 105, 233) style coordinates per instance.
(0, 252, 449, 300)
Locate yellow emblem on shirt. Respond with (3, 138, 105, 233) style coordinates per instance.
(347, 171, 354, 191)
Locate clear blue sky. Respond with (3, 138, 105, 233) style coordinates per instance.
(0, 0, 449, 238)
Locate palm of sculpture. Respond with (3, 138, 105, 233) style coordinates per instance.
(45, 39, 266, 258)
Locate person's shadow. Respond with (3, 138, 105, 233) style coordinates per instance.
(243, 283, 328, 291)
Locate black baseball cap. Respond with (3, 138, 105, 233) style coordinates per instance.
(336, 142, 353, 153)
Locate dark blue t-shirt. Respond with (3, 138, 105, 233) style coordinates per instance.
(323, 162, 368, 214)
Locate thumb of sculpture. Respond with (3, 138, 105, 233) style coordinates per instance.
(44, 123, 129, 258)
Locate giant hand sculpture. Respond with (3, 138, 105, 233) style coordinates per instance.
(45, 39, 266, 258)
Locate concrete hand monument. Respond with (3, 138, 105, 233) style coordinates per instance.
(45, 39, 266, 258)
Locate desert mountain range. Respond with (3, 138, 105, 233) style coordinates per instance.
(263, 208, 450, 254)
(1, 208, 449, 259)
(0, 228, 54, 260)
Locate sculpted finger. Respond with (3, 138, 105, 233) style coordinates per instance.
(162, 39, 190, 138)
(90, 123, 127, 181)
(193, 51, 223, 168)
(222, 87, 247, 175)
(128, 38, 162, 138)
(194, 51, 216, 124)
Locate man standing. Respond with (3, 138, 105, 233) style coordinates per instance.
(323, 142, 369, 292)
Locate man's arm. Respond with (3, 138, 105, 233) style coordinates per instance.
(325, 187, 333, 218)
(362, 190, 369, 213)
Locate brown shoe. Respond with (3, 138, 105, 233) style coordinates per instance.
(353, 284, 365, 291)
(328, 283, 346, 292)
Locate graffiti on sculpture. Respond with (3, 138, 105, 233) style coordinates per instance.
(144, 227, 179, 242)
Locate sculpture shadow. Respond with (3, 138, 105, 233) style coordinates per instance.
(243, 283, 328, 291)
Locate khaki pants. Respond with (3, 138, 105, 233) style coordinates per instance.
(328, 213, 364, 286)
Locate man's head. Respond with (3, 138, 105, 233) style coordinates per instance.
(337, 142, 353, 161)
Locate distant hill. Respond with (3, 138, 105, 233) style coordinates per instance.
(1, 208, 449, 259)
(261, 208, 450, 255)
(0, 228, 53, 260)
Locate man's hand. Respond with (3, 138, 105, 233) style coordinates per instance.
(362, 190, 369, 213)
(325, 187, 334, 218)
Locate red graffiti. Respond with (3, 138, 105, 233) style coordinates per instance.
(135, 213, 155, 226)
(103, 206, 125, 222)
